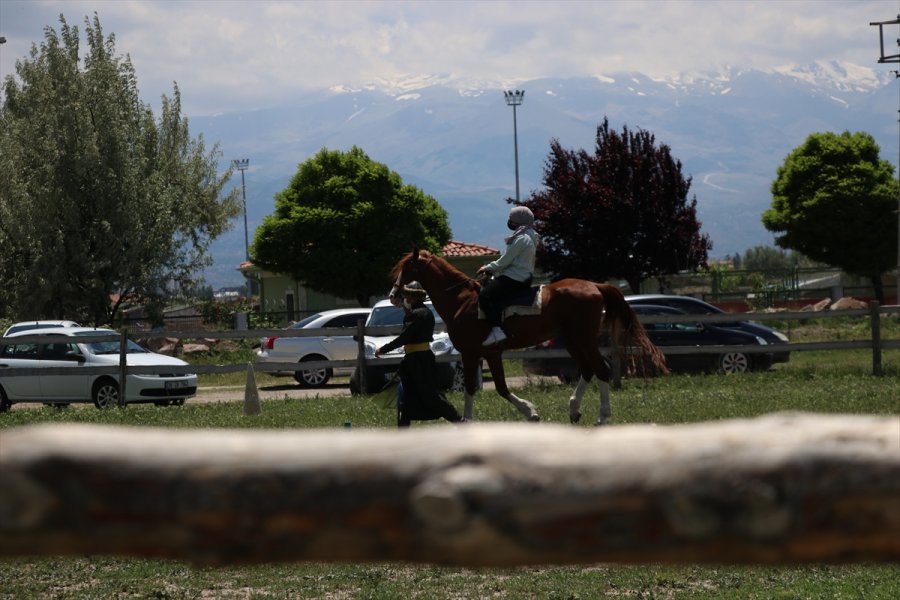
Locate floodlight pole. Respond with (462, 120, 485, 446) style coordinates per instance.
(504, 90, 525, 201)
(870, 15, 900, 306)
(232, 159, 250, 262)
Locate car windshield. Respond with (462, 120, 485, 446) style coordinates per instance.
(368, 303, 443, 327)
(73, 330, 148, 355)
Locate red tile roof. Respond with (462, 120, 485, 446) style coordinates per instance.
(442, 240, 499, 257)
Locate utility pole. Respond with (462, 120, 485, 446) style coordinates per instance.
(504, 90, 525, 201)
(870, 15, 900, 306)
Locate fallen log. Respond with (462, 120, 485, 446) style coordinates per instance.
(1, 412, 898, 566)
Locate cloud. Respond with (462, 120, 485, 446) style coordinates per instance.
(1, 0, 894, 115)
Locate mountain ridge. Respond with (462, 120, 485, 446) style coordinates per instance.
(196, 62, 897, 290)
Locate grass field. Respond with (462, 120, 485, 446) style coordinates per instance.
(1, 339, 898, 598)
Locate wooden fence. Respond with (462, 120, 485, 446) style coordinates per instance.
(1, 413, 898, 565)
(2, 304, 899, 393)
(1, 309, 898, 565)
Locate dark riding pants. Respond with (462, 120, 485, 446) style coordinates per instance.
(479, 275, 531, 327)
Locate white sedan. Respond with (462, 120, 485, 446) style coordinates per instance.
(255, 308, 372, 387)
(0, 327, 197, 411)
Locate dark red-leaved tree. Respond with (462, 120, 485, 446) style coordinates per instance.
(523, 118, 711, 293)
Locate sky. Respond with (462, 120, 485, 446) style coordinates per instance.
(1, 0, 897, 117)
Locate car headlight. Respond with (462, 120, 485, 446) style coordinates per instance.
(430, 339, 451, 354)
(755, 336, 768, 345)
(364, 341, 377, 357)
(772, 331, 789, 342)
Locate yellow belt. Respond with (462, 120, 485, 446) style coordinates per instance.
(404, 342, 431, 353)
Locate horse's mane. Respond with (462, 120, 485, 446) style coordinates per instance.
(390, 250, 477, 290)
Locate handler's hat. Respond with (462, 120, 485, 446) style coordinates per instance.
(402, 281, 427, 297)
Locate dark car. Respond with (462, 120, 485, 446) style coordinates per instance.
(522, 304, 774, 382)
(625, 294, 790, 364)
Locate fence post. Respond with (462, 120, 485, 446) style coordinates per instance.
(356, 319, 367, 393)
(870, 301, 882, 377)
(118, 329, 128, 408)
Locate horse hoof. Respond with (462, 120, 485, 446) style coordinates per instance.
(570, 412, 582, 424)
(528, 414, 541, 423)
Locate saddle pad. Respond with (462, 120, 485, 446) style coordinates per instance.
(477, 285, 545, 320)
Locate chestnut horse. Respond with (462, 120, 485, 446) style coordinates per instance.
(389, 249, 667, 424)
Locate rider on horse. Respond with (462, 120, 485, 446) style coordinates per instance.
(375, 281, 465, 427)
(477, 206, 541, 346)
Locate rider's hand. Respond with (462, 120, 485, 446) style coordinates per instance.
(374, 347, 382, 357)
(476, 266, 489, 276)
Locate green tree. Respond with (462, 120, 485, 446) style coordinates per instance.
(740, 246, 813, 274)
(253, 147, 452, 306)
(763, 131, 898, 304)
(524, 119, 710, 293)
(0, 14, 240, 325)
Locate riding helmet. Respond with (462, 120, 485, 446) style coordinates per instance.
(508, 206, 534, 227)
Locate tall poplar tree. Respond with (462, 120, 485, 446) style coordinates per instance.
(0, 14, 241, 324)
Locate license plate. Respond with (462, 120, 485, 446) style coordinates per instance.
(166, 380, 189, 390)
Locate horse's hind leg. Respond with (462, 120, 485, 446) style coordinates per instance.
(597, 379, 611, 426)
(568, 377, 589, 424)
(486, 352, 539, 422)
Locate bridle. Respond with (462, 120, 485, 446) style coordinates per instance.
(389, 251, 485, 304)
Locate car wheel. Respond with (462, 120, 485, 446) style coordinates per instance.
(718, 352, 749, 374)
(294, 355, 332, 388)
(450, 362, 466, 392)
(449, 361, 484, 392)
(0, 388, 10, 413)
(92, 378, 120, 409)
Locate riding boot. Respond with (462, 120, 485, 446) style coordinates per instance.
(483, 326, 507, 346)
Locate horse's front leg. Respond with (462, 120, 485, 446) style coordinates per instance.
(461, 353, 481, 421)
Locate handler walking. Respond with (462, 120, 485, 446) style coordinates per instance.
(375, 282, 464, 428)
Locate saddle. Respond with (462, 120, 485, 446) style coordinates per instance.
(478, 284, 545, 320)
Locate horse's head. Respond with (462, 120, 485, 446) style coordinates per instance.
(389, 248, 430, 306)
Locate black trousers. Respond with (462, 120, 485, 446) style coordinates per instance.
(479, 275, 531, 327)
(397, 351, 462, 427)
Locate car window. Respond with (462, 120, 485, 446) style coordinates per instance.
(0, 343, 38, 359)
(289, 314, 323, 329)
(368, 304, 443, 327)
(40, 342, 79, 360)
(668, 299, 716, 315)
(72, 330, 147, 354)
(326, 314, 368, 328)
(369, 306, 405, 327)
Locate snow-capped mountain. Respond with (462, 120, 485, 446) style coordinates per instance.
(194, 64, 897, 289)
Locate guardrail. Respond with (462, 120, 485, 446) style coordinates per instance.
(1, 305, 898, 397)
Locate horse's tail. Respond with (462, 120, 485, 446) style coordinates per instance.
(595, 283, 669, 376)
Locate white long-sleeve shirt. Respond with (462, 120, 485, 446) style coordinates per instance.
(484, 228, 540, 282)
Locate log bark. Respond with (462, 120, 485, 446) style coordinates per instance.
(1, 413, 898, 566)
